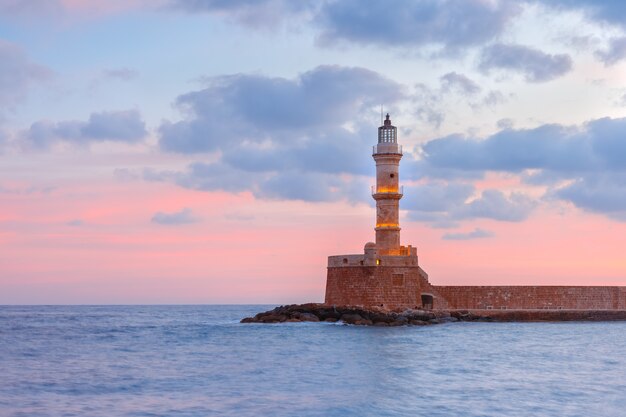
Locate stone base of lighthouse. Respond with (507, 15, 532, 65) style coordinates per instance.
(324, 252, 449, 310)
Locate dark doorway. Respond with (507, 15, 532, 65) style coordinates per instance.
(421, 293, 434, 310)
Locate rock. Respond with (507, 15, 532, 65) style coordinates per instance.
(369, 312, 393, 323)
(340, 313, 363, 324)
(402, 309, 435, 322)
(285, 318, 301, 322)
(242, 304, 626, 326)
(451, 310, 474, 321)
(261, 314, 286, 323)
(428, 316, 457, 324)
(297, 312, 320, 322)
(391, 316, 409, 326)
(316, 308, 341, 320)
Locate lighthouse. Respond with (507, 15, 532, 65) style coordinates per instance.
(373, 114, 403, 256)
(325, 113, 430, 309)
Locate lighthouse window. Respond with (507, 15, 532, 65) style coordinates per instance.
(390, 173, 395, 178)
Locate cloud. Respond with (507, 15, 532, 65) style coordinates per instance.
(147, 58, 543, 224)
(154, 65, 413, 205)
(316, 0, 521, 54)
(411, 74, 510, 128)
(0, 39, 51, 109)
(255, 171, 346, 202)
(479, 90, 508, 107)
(479, 43, 573, 82)
(404, 182, 535, 224)
(553, 173, 626, 221)
(442, 228, 494, 240)
(166, 162, 260, 194)
(496, 118, 514, 130)
(403, 182, 474, 213)
(596, 37, 626, 66)
(421, 123, 596, 174)
(153, 63, 527, 223)
(147, 161, 370, 203)
(412, 83, 446, 128)
(440, 72, 481, 96)
(81, 110, 146, 141)
(222, 127, 374, 175)
(418, 116, 626, 220)
(151, 207, 199, 225)
(455, 190, 535, 222)
(24, 110, 147, 148)
(159, 65, 403, 158)
(546, 0, 626, 29)
(153, 158, 536, 222)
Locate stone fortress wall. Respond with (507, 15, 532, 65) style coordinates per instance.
(325, 262, 450, 310)
(436, 285, 626, 310)
(325, 265, 626, 310)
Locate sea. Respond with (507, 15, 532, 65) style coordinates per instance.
(1, 305, 625, 417)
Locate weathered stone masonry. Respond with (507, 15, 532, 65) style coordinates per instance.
(437, 286, 626, 310)
(324, 114, 626, 311)
(326, 265, 450, 310)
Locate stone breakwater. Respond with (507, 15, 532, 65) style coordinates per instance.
(241, 304, 626, 326)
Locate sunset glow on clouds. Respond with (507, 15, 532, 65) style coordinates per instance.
(1, 0, 626, 303)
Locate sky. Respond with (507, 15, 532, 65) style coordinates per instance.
(1, 0, 626, 304)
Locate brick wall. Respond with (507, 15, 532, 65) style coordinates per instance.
(436, 286, 626, 310)
(325, 266, 450, 310)
(325, 267, 626, 310)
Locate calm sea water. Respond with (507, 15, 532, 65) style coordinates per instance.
(1, 305, 625, 417)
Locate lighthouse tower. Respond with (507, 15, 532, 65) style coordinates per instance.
(324, 113, 437, 310)
(373, 114, 403, 256)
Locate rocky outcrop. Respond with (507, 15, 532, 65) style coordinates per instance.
(241, 303, 454, 326)
(241, 304, 626, 326)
